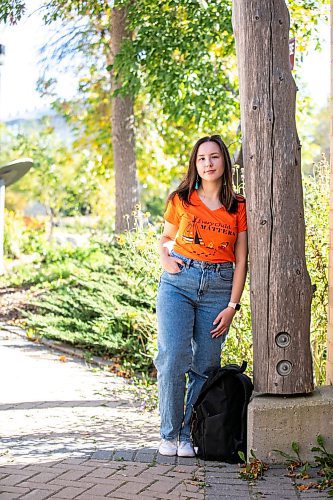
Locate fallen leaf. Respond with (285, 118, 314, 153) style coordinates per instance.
(296, 483, 317, 491)
(59, 355, 67, 362)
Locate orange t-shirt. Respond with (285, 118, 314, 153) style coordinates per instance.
(164, 191, 247, 263)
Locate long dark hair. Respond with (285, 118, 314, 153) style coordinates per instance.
(168, 135, 240, 213)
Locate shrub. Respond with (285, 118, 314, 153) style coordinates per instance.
(4, 209, 47, 258)
(304, 156, 329, 385)
(16, 222, 162, 376)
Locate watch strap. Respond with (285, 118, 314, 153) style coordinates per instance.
(228, 302, 241, 311)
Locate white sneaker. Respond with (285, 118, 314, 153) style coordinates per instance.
(177, 441, 195, 457)
(158, 438, 178, 456)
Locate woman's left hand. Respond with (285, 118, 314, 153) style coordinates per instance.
(210, 307, 236, 338)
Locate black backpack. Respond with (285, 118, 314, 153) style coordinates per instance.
(190, 361, 253, 463)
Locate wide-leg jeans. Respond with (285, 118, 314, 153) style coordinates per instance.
(155, 250, 234, 443)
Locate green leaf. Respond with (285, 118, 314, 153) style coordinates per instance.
(238, 451, 246, 463)
(317, 435, 325, 447)
(292, 441, 300, 454)
(273, 449, 294, 460)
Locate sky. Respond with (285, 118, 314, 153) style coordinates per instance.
(0, 2, 77, 120)
(0, 4, 330, 121)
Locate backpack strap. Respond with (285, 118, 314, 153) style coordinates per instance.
(235, 372, 254, 448)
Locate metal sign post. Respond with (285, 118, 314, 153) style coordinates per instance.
(0, 159, 33, 274)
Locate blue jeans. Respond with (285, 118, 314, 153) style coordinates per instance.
(155, 250, 234, 443)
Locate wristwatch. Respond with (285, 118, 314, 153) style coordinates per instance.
(228, 302, 241, 311)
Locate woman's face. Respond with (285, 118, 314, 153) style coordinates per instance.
(196, 141, 225, 184)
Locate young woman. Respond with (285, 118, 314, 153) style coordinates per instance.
(155, 135, 248, 457)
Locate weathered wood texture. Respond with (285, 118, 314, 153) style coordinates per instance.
(233, 0, 313, 394)
(327, 0, 333, 385)
(111, 6, 139, 233)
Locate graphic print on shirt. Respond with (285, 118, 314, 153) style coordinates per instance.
(182, 216, 205, 245)
(181, 214, 232, 258)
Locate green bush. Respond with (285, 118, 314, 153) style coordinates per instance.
(4, 210, 47, 258)
(304, 156, 329, 385)
(14, 224, 162, 376)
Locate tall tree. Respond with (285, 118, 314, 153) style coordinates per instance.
(327, 0, 333, 385)
(110, 4, 139, 232)
(233, 0, 313, 394)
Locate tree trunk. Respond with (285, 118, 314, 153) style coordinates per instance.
(327, 0, 333, 385)
(111, 5, 139, 233)
(233, 0, 313, 394)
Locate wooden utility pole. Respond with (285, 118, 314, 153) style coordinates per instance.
(233, 0, 313, 394)
(327, 0, 333, 385)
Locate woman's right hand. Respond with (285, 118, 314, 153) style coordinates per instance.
(160, 255, 185, 274)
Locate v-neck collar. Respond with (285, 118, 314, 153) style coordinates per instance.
(193, 190, 225, 213)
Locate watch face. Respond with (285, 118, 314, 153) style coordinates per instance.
(235, 303, 241, 311)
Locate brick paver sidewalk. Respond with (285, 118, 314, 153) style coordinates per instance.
(0, 327, 327, 499)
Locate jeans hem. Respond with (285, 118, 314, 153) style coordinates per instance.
(160, 434, 179, 441)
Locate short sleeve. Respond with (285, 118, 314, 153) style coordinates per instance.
(237, 199, 247, 232)
(164, 195, 181, 226)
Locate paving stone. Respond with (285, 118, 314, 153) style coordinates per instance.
(206, 496, 250, 500)
(134, 450, 156, 462)
(91, 450, 114, 460)
(106, 493, 159, 500)
(117, 464, 149, 477)
(55, 469, 89, 481)
(59, 458, 88, 465)
(113, 450, 136, 461)
(206, 475, 249, 485)
(20, 489, 57, 499)
(177, 457, 198, 466)
(23, 471, 65, 483)
(75, 496, 107, 500)
(155, 455, 177, 465)
(208, 482, 250, 491)
(50, 486, 91, 498)
(0, 485, 30, 496)
(83, 481, 126, 496)
(173, 482, 204, 493)
(48, 479, 94, 489)
(146, 479, 184, 494)
(250, 496, 298, 500)
(136, 464, 174, 477)
(83, 460, 121, 469)
(81, 467, 115, 479)
(0, 493, 22, 499)
(0, 474, 37, 486)
(16, 481, 64, 493)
